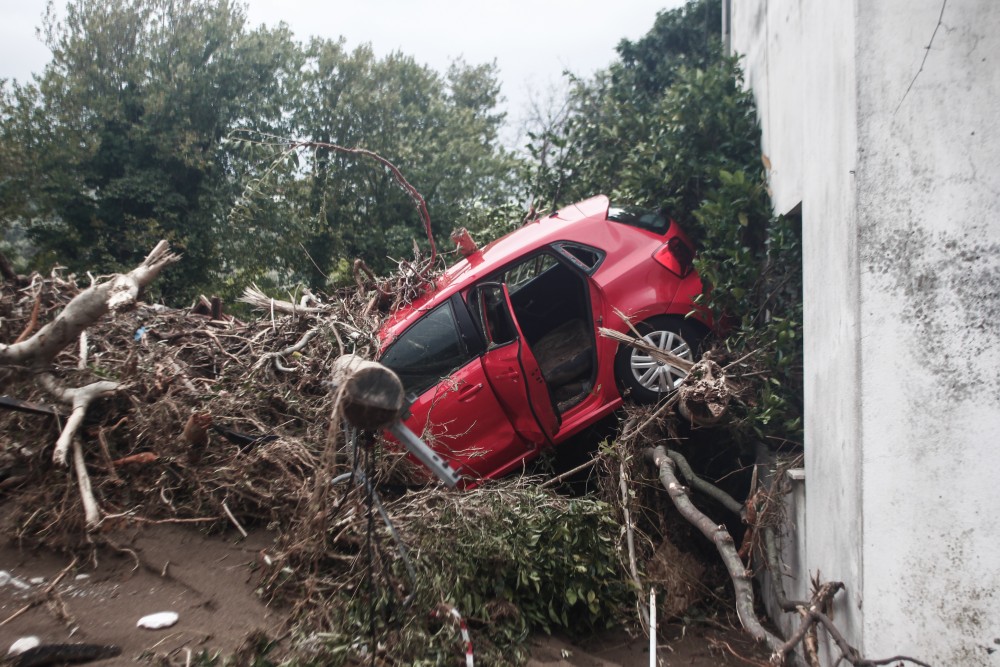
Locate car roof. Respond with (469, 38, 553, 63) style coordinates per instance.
(379, 195, 611, 342)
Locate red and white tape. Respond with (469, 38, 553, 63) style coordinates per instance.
(433, 604, 474, 667)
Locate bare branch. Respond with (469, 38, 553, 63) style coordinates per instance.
(240, 284, 326, 315)
(39, 375, 120, 466)
(645, 445, 784, 653)
(665, 448, 744, 515)
(620, 459, 650, 630)
(72, 437, 100, 529)
(0, 240, 180, 367)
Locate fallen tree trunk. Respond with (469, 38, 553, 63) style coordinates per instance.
(645, 445, 785, 655)
(0, 241, 180, 368)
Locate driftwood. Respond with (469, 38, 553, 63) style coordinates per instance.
(0, 241, 179, 368)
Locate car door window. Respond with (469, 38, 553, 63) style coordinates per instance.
(380, 302, 471, 394)
(553, 242, 605, 274)
(469, 283, 517, 347)
(503, 253, 558, 293)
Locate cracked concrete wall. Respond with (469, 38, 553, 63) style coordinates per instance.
(856, 0, 1000, 663)
(732, 0, 1000, 663)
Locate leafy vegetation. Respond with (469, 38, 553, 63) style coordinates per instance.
(0, 0, 516, 302)
(273, 485, 630, 666)
(522, 0, 802, 444)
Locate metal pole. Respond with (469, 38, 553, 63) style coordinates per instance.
(649, 587, 657, 667)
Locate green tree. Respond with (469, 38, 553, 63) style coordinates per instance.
(0, 0, 297, 301)
(230, 42, 518, 290)
(520, 0, 802, 443)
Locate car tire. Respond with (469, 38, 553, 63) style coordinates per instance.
(614, 315, 707, 404)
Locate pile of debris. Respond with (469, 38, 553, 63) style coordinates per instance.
(0, 244, 680, 665)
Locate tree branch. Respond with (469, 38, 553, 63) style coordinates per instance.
(645, 445, 784, 653)
(665, 448, 744, 516)
(39, 375, 120, 466)
(0, 240, 180, 367)
(72, 437, 100, 529)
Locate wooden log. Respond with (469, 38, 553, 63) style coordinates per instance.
(332, 354, 405, 430)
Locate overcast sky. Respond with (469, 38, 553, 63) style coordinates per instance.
(1, 0, 683, 143)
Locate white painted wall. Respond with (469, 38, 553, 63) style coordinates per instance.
(732, 0, 1000, 663)
(728, 0, 803, 216)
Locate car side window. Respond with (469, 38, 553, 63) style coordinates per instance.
(380, 302, 472, 395)
(469, 284, 517, 347)
(503, 253, 558, 293)
(553, 242, 605, 274)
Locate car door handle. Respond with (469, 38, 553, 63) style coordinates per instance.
(457, 383, 484, 401)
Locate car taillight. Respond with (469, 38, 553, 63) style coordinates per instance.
(653, 236, 695, 277)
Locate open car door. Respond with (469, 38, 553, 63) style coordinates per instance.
(475, 283, 561, 446)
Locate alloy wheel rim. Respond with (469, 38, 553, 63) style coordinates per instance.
(630, 330, 692, 392)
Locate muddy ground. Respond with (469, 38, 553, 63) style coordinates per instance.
(0, 521, 769, 666)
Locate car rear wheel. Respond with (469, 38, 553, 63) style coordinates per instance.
(614, 315, 707, 404)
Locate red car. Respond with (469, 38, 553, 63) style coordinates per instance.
(378, 195, 708, 484)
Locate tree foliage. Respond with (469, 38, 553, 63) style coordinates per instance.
(522, 0, 802, 444)
(226, 43, 517, 291)
(0, 0, 515, 302)
(0, 0, 299, 300)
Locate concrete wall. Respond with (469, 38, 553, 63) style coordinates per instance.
(728, 0, 803, 216)
(731, 0, 1000, 663)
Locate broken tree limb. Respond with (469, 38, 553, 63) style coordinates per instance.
(805, 609, 932, 667)
(72, 437, 100, 529)
(645, 445, 784, 654)
(599, 326, 694, 374)
(664, 448, 744, 516)
(539, 456, 599, 489)
(39, 375, 120, 466)
(772, 580, 843, 665)
(763, 525, 809, 612)
(239, 284, 326, 315)
(331, 355, 405, 430)
(619, 459, 650, 630)
(0, 240, 180, 368)
(254, 326, 321, 373)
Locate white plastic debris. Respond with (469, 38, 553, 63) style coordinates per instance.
(137, 611, 179, 630)
(29, 577, 45, 585)
(8, 636, 41, 656)
(74, 573, 91, 581)
(0, 571, 30, 590)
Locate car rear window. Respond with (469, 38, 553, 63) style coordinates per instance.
(607, 205, 671, 235)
